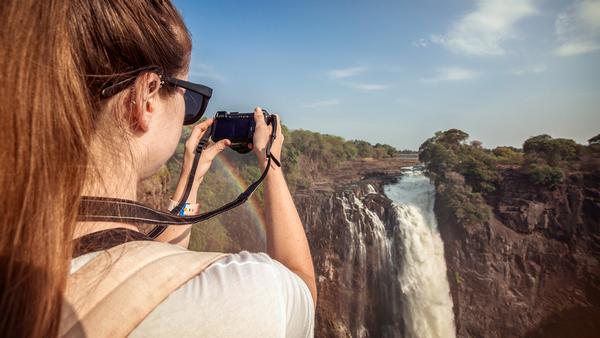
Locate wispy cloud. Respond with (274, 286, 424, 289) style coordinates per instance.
(431, 0, 537, 56)
(326, 66, 390, 91)
(303, 99, 341, 108)
(421, 67, 479, 83)
(328, 66, 368, 79)
(349, 83, 391, 91)
(555, 40, 600, 56)
(189, 63, 225, 82)
(413, 38, 428, 48)
(511, 64, 547, 76)
(554, 0, 600, 57)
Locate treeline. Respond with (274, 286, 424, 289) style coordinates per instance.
(419, 129, 600, 226)
(281, 127, 411, 189)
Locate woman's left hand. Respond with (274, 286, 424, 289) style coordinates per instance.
(162, 119, 228, 248)
(181, 118, 230, 186)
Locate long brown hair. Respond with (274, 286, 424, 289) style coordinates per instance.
(0, 1, 191, 337)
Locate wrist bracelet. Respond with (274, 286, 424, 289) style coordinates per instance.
(168, 198, 200, 216)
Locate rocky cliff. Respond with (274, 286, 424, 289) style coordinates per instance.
(294, 157, 418, 337)
(435, 168, 600, 338)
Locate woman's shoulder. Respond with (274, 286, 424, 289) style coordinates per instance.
(150, 250, 314, 337)
(70, 248, 314, 337)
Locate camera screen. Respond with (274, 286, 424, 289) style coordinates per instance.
(212, 118, 253, 142)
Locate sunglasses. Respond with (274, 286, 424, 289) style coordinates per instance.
(162, 77, 212, 125)
(100, 71, 213, 125)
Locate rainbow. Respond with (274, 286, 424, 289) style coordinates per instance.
(213, 156, 267, 241)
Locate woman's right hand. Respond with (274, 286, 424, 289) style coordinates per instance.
(249, 106, 317, 307)
(250, 107, 284, 169)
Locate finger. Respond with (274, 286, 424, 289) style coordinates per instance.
(197, 117, 214, 131)
(189, 118, 214, 141)
(253, 106, 267, 127)
(272, 113, 282, 134)
(247, 143, 254, 150)
(204, 139, 231, 160)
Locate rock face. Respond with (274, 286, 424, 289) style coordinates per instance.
(435, 169, 600, 338)
(297, 184, 402, 337)
(294, 157, 418, 337)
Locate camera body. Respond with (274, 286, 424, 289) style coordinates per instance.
(211, 110, 272, 153)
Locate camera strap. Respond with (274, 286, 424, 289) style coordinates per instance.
(78, 116, 281, 239)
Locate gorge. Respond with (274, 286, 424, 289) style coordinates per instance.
(140, 128, 600, 338)
(294, 154, 599, 337)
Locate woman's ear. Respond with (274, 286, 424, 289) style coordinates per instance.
(130, 72, 162, 132)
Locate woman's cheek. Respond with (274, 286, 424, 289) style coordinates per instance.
(141, 108, 183, 179)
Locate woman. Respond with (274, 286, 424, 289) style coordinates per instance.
(0, 1, 316, 337)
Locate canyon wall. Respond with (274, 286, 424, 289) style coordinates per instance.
(435, 169, 600, 338)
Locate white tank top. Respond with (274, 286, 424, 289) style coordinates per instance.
(70, 250, 315, 337)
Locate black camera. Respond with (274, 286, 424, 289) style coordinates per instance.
(211, 110, 272, 153)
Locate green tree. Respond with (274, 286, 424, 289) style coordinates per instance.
(589, 133, 600, 145)
(419, 128, 493, 224)
(438, 129, 469, 147)
(523, 134, 580, 166)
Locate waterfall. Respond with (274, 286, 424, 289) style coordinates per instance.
(312, 166, 454, 337)
(384, 166, 456, 338)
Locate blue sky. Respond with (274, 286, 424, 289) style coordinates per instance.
(173, 0, 600, 150)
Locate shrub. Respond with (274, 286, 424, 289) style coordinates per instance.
(458, 148, 499, 193)
(525, 164, 564, 188)
(437, 181, 490, 226)
(492, 146, 523, 165)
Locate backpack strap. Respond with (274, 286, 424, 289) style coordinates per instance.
(60, 239, 228, 337)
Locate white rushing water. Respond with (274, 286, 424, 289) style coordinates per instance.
(384, 167, 456, 338)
